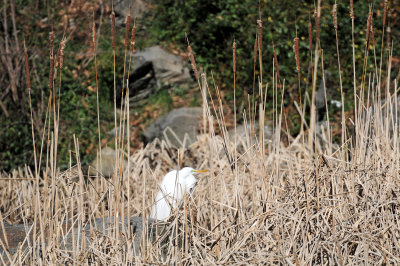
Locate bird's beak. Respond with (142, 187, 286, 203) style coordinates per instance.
(193, 169, 208, 173)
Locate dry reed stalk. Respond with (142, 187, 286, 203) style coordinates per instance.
(127, 21, 137, 81)
(48, 31, 55, 89)
(253, 35, 257, 66)
(232, 40, 237, 176)
(370, 17, 375, 46)
(257, 19, 263, 85)
(232, 41, 236, 74)
(257, 20, 262, 55)
(187, 42, 199, 82)
(125, 21, 137, 232)
(57, 38, 66, 70)
(350, 0, 357, 160)
(361, 9, 373, 96)
(273, 46, 280, 83)
(309, 0, 321, 149)
(24, 40, 38, 179)
(383, 0, 388, 27)
(293, 36, 302, 123)
(314, 8, 320, 43)
(293, 37, 300, 73)
(52, 38, 67, 196)
(332, 2, 346, 156)
(332, 3, 337, 29)
(110, 9, 120, 238)
(366, 11, 372, 45)
(378, 0, 389, 85)
(350, 0, 354, 20)
(121, 15, 130, 97)
(251, 35, 257, 142)
(307, 17, 315, 149)
(125, 16, 131, 48)
(130, 24, 136, 53)
(91, 14, 102, 185)
(118, 16, 132, 203)
(308, 21, 312, 54)
(111, 12, 116, 51)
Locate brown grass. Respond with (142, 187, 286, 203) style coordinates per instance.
(1, 91, 400, 263)
(1, 3, 400, 265)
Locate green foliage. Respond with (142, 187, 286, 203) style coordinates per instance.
(2, 0, 399, 171)
(152, 0, 399, 131)
(0, 119, 33, 171)
(149, 88, 173, 111)
(0, 2, 117, 171)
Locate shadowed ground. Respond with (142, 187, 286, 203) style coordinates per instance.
(0, 217, 167, 261)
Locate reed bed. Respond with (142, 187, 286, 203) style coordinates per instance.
(1, 2, 399, 264)
(1, 84, 399, 264)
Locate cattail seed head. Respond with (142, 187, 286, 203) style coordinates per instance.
(366, 11, 372, 44)
(56, 45, 61, 69)
(130, 25, 136, 53)
(188, 44, 199, 81)
(332, 4, 338, 29)
(23, 40, 31, 90)
(273, 49, 280, 82)
(49, 31, 54, 59)
(308, 21, 313, 52)
(233, 41, 236, 74)
(370, 17, 375, 45)
(92, 21, 96, 49)
(257, 20, 262, 54)
(111, 12, 116, 50)
(124, 16, 130, 48)
(350, 0, 354, 20)
(49, 31, 55, 89)
(314, 9, 320, 41)
(386, 25, 391, 50)
(383, 0, 388, 27)
(59, 38, 66, 70)
(294, 37, 300, 72)
(253, 35, 258, 64)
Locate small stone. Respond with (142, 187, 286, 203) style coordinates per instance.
(143, 107, 203, 147)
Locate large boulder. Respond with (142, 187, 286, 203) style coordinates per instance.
(125, 46, 194, 106)
(113, 0, 149, 19)
(131, 46, 192, 86)
(89, 147, 127, 178)
(228, 123, 274, 153)
(143, 107, 203, 147)
(0, 217, 167, 259)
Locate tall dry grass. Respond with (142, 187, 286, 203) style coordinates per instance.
(0, 2, 399, 264)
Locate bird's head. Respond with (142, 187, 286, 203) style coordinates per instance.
(178, 167, 208, 194)
(150, 167, 208, 221)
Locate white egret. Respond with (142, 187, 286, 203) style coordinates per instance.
(150, 167, 208, 221)
(0, 168, 208, 258)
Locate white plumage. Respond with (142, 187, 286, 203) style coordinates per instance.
(150, 167, 205, 221)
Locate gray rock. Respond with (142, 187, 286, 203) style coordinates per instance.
(143, 107, 203, 147)
(0, 217, 168, 260)
(89, 147, 127, 178)
(113, 0, 149, 19)
(121, 46, 194, 107)
(227, 124, 274, 154)
(315, 70, 334, 121)
(60, 217, 166, 252)
(127, 61, 158, 106)
(228, 124, 273, 142)
(131, 46, 193, 87)
(359, 96, 400, 137)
